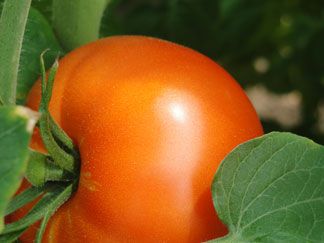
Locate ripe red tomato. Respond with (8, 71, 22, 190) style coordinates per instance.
(17, 36, 263, 242)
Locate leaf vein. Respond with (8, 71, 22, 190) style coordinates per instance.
(237, 139, 301, 228)
(241, 197, 324, 231)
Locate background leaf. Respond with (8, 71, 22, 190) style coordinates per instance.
(0, 0, 32, 105)
(17, 7, 63, 105)
(52, 0, 109, 51)
(0, 106, 38, 233)
(211, 132, 324, 242)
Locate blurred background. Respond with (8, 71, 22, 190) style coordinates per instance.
(6, 0, 324, 143)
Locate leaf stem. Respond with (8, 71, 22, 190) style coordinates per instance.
(0, 0, 32, 105)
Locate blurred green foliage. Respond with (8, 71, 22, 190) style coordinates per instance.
(101, 0, 324, 143)
(0, 1, 62, 105)
(17, 7, 63, 104)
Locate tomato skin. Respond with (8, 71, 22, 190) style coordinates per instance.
(20, 36, 262, 242)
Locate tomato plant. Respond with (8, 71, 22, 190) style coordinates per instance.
(10, 36, 262, 242)
(1, 1, 323, 243)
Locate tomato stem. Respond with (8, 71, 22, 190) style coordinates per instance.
(0, 52, 80, 243)
(26, 150, 73, 186)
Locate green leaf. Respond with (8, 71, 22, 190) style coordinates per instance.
(52, 0, 109, 51)
(0, 0, 32, 105)
(31, 0, 53, 24)
(211, 132, 324, 242)
(0, 106, 39, 233)
(16, 7, 63, 105)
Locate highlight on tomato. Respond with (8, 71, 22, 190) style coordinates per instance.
(10, 36, 263, 242)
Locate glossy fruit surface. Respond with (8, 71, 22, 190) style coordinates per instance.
(21, 36, 263, 242)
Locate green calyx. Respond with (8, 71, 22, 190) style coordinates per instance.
(0, 53, 80, 243)
(26, 150, 74, 187)
(38, 53, 79, 173)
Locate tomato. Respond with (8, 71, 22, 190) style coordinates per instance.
(18, 36, 263, 242)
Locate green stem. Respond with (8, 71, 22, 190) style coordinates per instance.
(0, 0, 32, 105)
(52, 0, 109, 51)
(26, 150, 73, 186)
